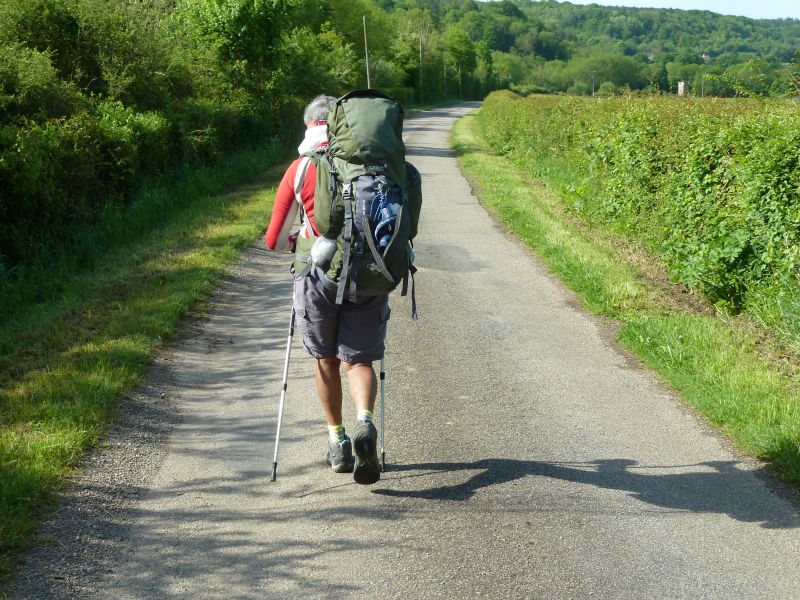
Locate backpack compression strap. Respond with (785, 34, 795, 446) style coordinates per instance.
(347, 182, 367, 303)
(335, 182, 355, 305)
(361, 206, 394, 282)
(401, 262, 418, 320)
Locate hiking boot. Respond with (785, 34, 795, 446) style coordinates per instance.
(327, 435, 354, 473)
(352, 420, 380, 485)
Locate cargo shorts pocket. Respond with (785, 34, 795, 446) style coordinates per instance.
(294, 306, 310, 339)
(296, 306, 333, 358)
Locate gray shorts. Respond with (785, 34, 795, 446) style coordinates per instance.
(292, 267, 390, 364)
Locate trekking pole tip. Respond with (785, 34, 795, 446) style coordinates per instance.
(271, 463, 278, 482)
(381, 451, 386, 472)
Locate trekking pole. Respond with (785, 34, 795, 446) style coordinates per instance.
(271, 306, 296, 482)
(379, 356, 386, 471)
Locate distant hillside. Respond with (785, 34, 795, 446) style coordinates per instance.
(462, 0, 800, 95)
(527, 1, 800, 63)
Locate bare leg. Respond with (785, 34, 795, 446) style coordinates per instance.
(344, 361, 381, 484)
(315, 357, 343, 426)
(342, 361, 377, 413)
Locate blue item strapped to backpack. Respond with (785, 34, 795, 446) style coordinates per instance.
(369, 182, 400, 255)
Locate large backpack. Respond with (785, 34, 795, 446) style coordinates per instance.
(296, 90, 422, 315)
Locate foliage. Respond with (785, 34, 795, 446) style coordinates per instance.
(476, 92, 800, 315)
(434, 0, 800, 97)
(0, 44, 83, 121)
(3, 0, 800, 272)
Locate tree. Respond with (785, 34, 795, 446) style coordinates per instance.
(492, 50, 528, 89)
(475, 40, 495, 94)
(444, 25, 476, 97)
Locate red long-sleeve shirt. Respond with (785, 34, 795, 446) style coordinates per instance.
(265, 156, 321, 251)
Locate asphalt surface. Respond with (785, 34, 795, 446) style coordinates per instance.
(20, 104, 800, 599)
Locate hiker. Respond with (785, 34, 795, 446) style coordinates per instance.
(265, 94, 392, 485)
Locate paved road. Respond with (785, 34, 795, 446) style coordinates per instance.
(90, 105, 799, 598)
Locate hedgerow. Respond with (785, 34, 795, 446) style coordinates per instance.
(0, 0, 371, 275)
(477, 92, 800, 323)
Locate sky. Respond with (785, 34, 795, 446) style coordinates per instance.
(560, 1, 800, 20)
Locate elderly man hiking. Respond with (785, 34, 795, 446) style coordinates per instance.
(266, 92, 422, 485)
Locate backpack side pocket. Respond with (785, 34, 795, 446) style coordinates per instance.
(405, 161, 422, 240)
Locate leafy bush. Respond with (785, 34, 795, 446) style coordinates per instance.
(6, 0, 106, 94)
(0, 0, 301, 271)
(1, 110, 129, 263)
(477, 92, 800, 313)
(596, 81, 617, 96)
(0, 44, 82, 122)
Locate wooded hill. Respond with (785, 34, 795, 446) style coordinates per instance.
(494, 0, 800, 96)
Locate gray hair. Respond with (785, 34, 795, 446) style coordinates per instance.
(303, 95, 337, 124)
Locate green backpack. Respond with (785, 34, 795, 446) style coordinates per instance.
(295, 90, 422, 315)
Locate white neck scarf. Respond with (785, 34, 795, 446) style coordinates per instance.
(297, 125, 328, 155)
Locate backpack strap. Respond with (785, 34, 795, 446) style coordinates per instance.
(297, 261, 314, 278)
(291, 153, 318, 277)
(348, 216, 363, 304)
(400, 255, 418, 320)
(328, 160, 339, 226)
(410, 265, 418, 320)
(335, 182, 355, 305)
(294, 156, 312, 200)
(291, 156, 308, 235)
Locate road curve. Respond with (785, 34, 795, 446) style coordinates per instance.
(27, 105, 800, 599)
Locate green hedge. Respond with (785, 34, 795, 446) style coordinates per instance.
(0, 97, 284, 267)
(477, 92, 800, 312)
(0, 0, 306, 272)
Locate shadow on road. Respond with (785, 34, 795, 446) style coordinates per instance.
(373, 458, 800, 530)
(406, 147, 456, 159)
(112, 504, 390, 598)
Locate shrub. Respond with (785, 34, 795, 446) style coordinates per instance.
(0, 44, 82, 122)
(477, 92, 800, 310)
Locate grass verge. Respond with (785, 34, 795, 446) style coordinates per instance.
(453, 110, 800, 486)
(0, 144, 287, 589)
